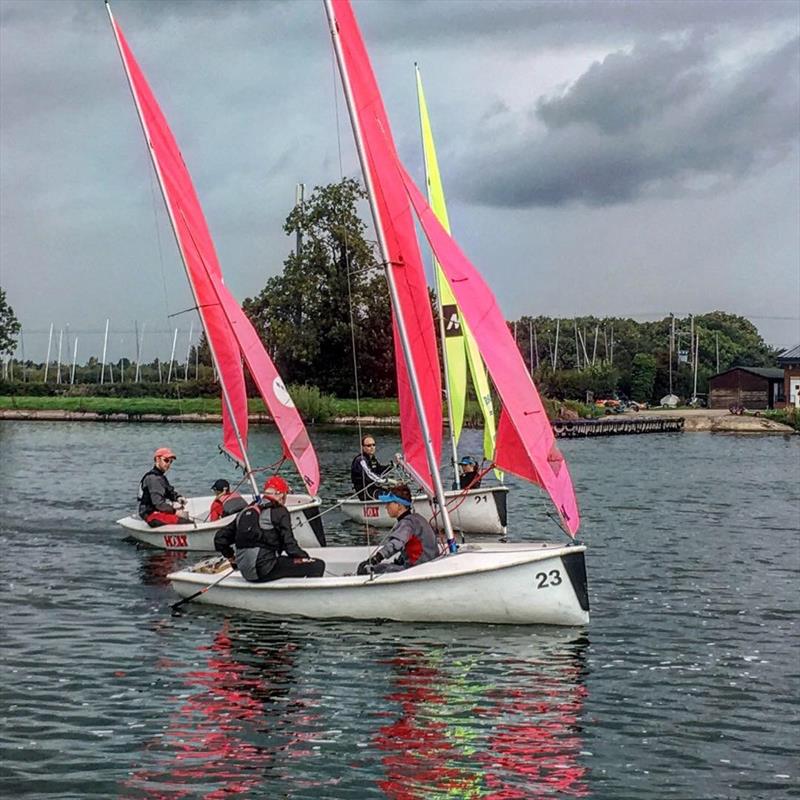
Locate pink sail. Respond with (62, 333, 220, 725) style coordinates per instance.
(110, 18, 248, 465)
(397, 162, 581, 536)
(111, 16, 319, 493)
(179, 235, 320, 495)
(330, 0, 442, 494)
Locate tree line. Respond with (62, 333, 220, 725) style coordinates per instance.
(0, 180, 781, 405)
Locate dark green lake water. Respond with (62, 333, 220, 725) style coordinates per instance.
(1, 421, 797, 799)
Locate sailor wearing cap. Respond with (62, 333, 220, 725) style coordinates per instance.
(458, 456, 482, 490)
(356, 484, 438, 575)
(208, 478, 248, 521)
(214, 475, 325, 583)
(138, 447, 191, 527)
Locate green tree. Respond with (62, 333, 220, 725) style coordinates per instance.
(0, 287, 21, 357)
(244, 179, 394, 396)
(629, 353, 658, 401)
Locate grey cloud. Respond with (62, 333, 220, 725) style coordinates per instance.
(535, 38, 709, 135)
(456, 34, 799, 207)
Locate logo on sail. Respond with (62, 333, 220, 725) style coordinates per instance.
(442, 304, 462, 338)
(273, 378, 296, 408)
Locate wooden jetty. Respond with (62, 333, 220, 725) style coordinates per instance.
(552, 416, 684, 438)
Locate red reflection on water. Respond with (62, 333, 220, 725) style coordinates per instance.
(138, 551, 189, 586)
(122, 622, 322, 799)
(479, 671, 590, 799)
(375, 652, 478, 799)
(373, 642, 589, 799)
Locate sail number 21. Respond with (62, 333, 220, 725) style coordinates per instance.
(535, 570, 562, 589)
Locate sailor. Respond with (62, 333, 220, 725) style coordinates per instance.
(138, 447, 191, 527)
(208, 479, 248, 521)
(356, 484, 438, 575)
(215, 475, 325, 582)
(351, 434, 392, 499)
(458, 456, 482, 490)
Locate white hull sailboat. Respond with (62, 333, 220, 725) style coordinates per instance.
(339, 485, 508, 535)
(116, 494, 324, 551)
(109, 0, 589, 627)
(169, 543, 588, 626)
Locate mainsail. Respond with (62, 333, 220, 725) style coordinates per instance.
(328, 0, 442, 495)
(397, 163, 581, 536)
(109, 7, 319, 493)
(415, 66, 498, 471)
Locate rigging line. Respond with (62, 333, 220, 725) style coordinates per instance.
(331, 43, 365, 452)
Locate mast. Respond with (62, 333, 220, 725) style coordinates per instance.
(415, 63, 459, 489)
(325, 0, 456, 546)
(106, 1, 258, 495)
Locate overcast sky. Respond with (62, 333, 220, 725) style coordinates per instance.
(1, 0, 798, 363)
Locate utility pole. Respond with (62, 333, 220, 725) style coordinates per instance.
(689, 314, 694, 366)
(528, 321, 534, 376)
(166, 327, 178, 383)
(610, 324, 615, 367)
(70, 338, 78, 385)
(533, 324, 539, 369)
(56, 328, 63, 384)
(135, 321, 145, 383)
(669, 313, 674, 396)
(100, 319, 109, 384)
(692, 331, 700, 404)
(184, 321, 194, 381)
(295, 183, 305, 258)
(20, 329, 26, 383)
(715, 331, 720, 373)
(553, 318, 560, 369)
(43, 323, 54, 383)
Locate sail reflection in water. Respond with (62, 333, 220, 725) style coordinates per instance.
(121, 620, 589, 797)
(372, 633, 590, 798)
(122, 621, 329, 798)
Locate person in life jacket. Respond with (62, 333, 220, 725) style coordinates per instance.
(138, 447, 192, 527)
(351, 434, 393, 499)
(214, 475, 325, 582)
(208, 479, 248, 521)
(356, 484, 438, 575)
(458, 456, 482, 490)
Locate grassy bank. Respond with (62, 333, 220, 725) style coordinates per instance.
(763, 407, 800, 432)
(0, 394, 600, 422)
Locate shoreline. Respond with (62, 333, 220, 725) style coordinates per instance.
(0, 407, 793, 434)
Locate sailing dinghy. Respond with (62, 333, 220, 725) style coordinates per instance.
(112, 0, 589, 625)
(108, 3, 324, 552)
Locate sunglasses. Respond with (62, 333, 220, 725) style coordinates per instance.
(160, 456, 176, 462)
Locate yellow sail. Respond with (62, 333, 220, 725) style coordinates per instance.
(415, 66, 497, 466)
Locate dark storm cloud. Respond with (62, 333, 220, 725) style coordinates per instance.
(456, 33, 800, 207)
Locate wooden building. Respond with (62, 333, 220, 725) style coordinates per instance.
(708, 367, 785, 410)
(777, 345, 800, 409)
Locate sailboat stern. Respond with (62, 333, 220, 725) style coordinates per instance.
(561, 548, 590, 613)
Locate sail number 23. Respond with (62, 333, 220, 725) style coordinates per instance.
(535, 570, 562, 589)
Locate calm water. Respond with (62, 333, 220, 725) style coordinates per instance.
(0, 421, 797, 799)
